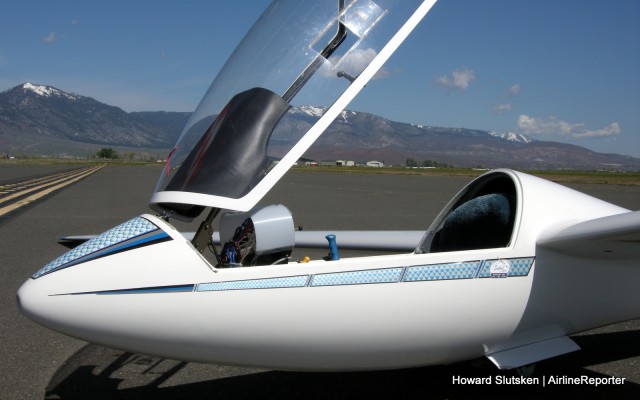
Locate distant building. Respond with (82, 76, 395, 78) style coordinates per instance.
(366, 160, 384, 167)
(336, 160, 355, 166)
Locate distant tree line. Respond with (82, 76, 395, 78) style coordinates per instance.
(95, 148, 139, 161)
(96, 148, 118, 159)
(405, 158, 453, 168)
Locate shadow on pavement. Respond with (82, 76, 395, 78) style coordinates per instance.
(45, 329, 639, 399)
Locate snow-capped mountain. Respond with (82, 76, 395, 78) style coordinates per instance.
(290, 105, 327, 118)
(1, 83, 638, 169)
(488, 131, 533, 144)
(0, 83, 188, 152)
(283, 105, 638, 169)
(21, 83, 82, 101)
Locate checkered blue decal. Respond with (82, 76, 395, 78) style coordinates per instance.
(404, 261, 481, 282)
(193, 258, 533, 293)
(477, 258, 535, 278)
(62, 257, 535, 296)
(311, 267, 404, 287)
(196, 276, 309, 292)
(33, 217, 170, 279)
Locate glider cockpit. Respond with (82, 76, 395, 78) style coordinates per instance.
(195, 169, 522, 269)
(147, 0, 436, 264)
(420, 172, 518, 253)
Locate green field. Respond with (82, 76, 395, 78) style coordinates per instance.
(3, 158, 639, 186)
(292, 165, 640, 185)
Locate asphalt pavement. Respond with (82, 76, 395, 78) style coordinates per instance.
(1, 164, 638, 399)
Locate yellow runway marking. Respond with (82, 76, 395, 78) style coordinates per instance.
(0, 165, 104, 217)
(0, 167, 98, 205)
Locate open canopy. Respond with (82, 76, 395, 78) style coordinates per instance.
(150, 0, 438, 219)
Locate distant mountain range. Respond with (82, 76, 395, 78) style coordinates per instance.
(283, 106, 640, 170)
(1, 83, 638, 170)
(0, 83, 188, 157)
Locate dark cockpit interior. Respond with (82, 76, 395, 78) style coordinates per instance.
(423, 172, 517, 253)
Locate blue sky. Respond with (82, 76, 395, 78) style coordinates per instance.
(1, 0, 638, 157)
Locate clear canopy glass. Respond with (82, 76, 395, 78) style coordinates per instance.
(151, 0, 431, 219)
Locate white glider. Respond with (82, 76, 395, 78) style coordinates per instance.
(17, 0, 639, 375)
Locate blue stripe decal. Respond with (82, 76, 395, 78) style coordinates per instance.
(196, 275, 309, 292)
(60, 284, 195, 296)
(95, 284, 194, 295)
(33, 217, 171, 279)
(97, 231, 171, 257)
(311, 267, 403, 287)
(404, 261, 481, 282)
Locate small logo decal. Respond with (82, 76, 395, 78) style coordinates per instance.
(489, 260, 511, 278)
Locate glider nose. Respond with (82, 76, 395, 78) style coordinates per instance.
(17, 271, 102, 339)
(17, 279, 34, 316)
(17, 215, 171, 329)
(16, 276, 52, 328)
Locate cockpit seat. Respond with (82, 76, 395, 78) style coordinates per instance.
(430, 192, 514, 252)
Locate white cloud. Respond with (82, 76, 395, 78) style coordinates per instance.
(494, 103, 512, 114)
(517, 115, 620, 139)
(44, 31, 57, 44)
(320, 48, 389, 80)
(508, 84, 521, 97)
(340, 48, 375, 78)
(436, 68, 475, 92)
(572, 122, 621, 139)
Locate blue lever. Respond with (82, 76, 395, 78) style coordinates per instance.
(325, 234, 340, 261)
